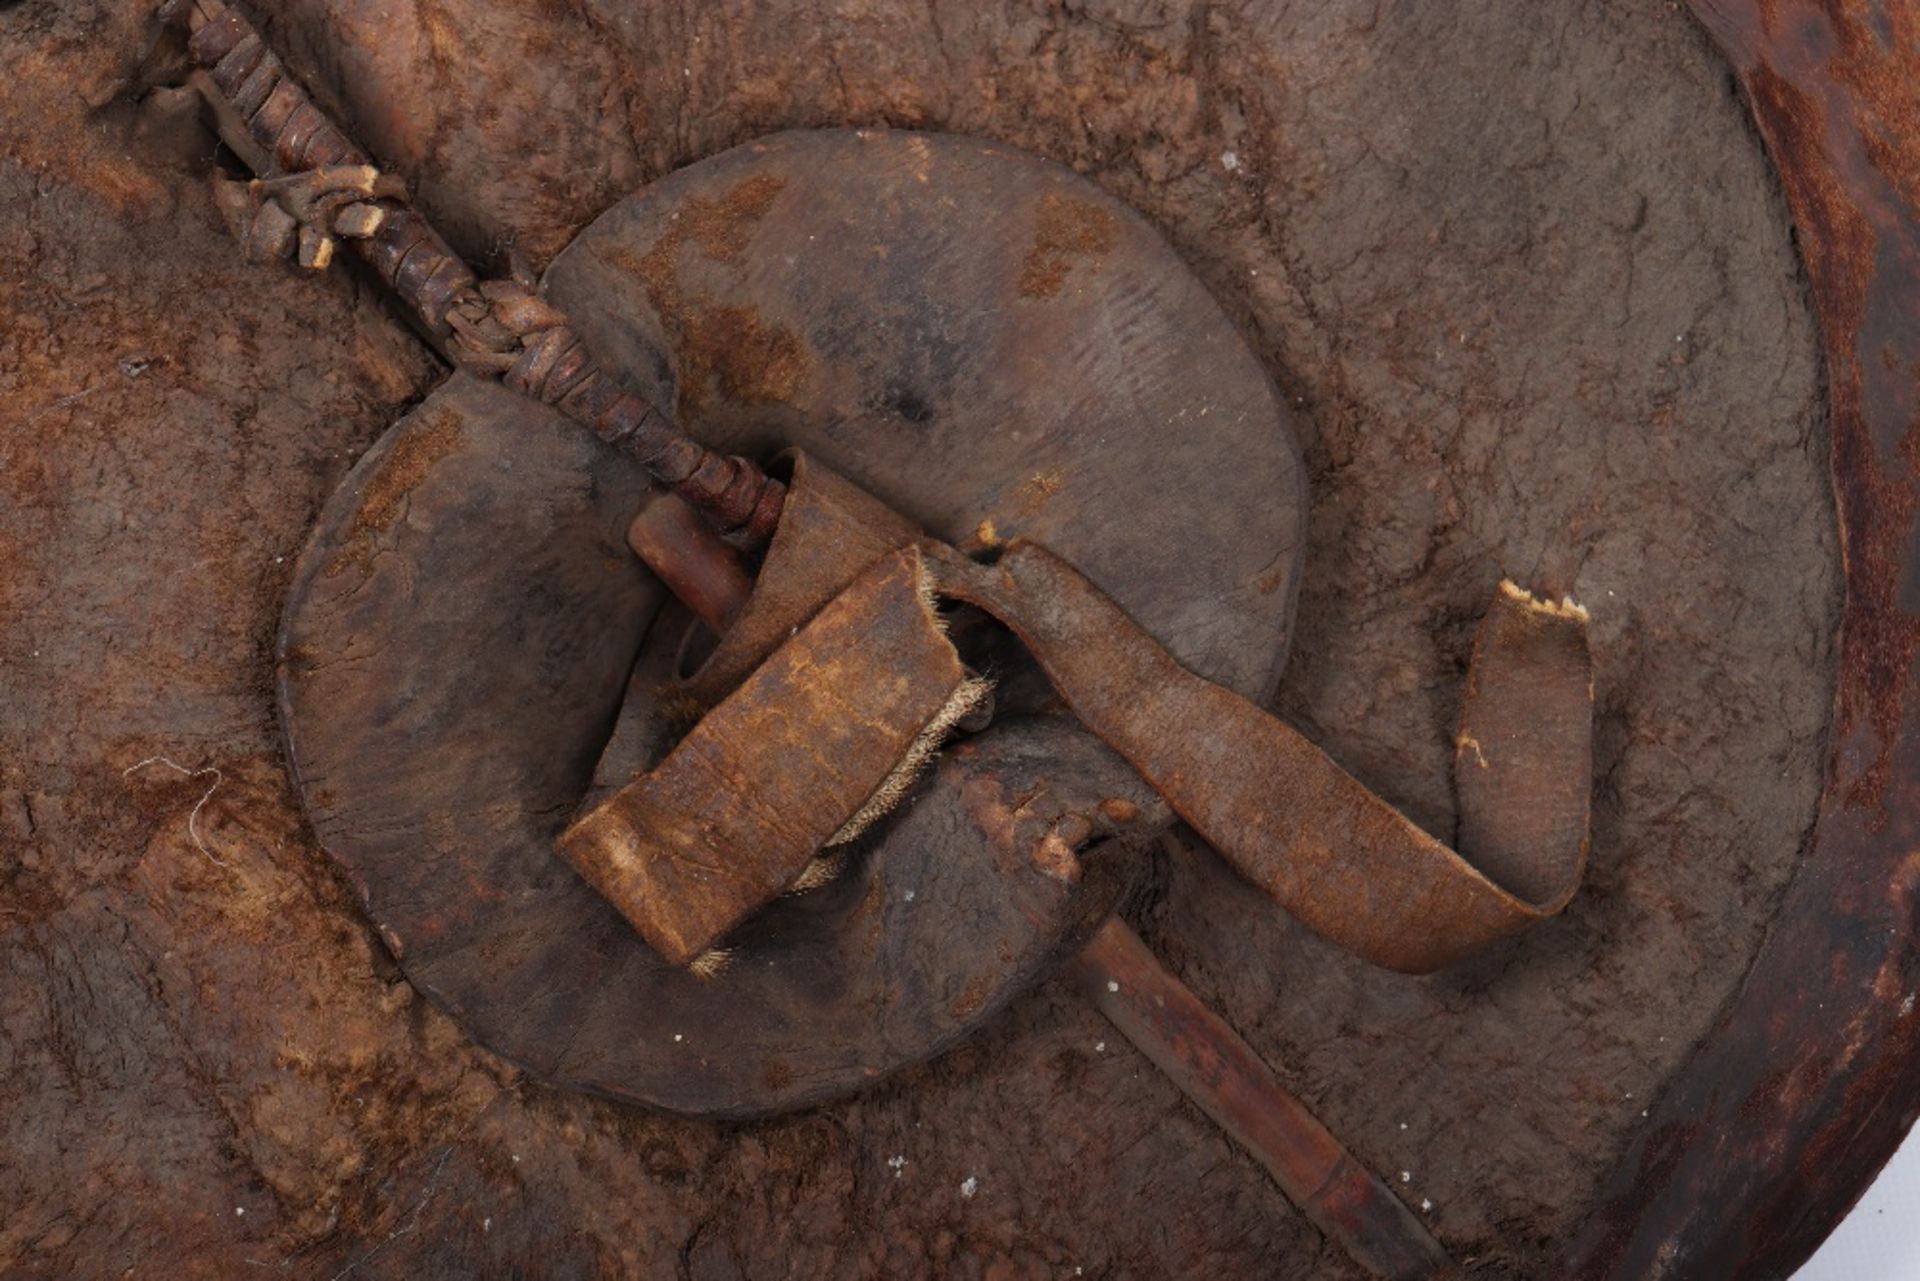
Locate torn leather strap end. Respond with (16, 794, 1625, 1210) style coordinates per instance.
(927, 539, 1596, 976)
(557, 546, 979, 966)
(1452, 579, 1594, 911)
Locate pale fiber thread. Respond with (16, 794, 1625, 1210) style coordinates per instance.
(826, 676, 994, 848)
(121, 756, 229, 867)
(827, 555, 995, 847)
(785, 850, 845, 894)
(688, 946, 735, 980)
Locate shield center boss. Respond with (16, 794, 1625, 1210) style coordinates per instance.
(169, 3, 1593, 1276)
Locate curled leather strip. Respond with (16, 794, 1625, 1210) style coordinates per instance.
(564, 452, 1592, 974)
(559, 547, 982, 965)
(925, 541, 1593, 974)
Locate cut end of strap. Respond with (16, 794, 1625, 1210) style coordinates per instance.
(1498, 577, 1590, 623)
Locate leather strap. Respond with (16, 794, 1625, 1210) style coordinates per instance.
(926, 540, 1591, 973)
(560, 454, 1592, 973)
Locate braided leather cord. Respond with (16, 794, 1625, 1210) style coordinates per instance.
(164, 0, 785, 543)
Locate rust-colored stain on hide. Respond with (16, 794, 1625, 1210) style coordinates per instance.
(326, 407, 465, 577)
(647, 172, 788, 269)
(1019, 193, 1118, 298)
(948, 974, 992, 1021)
(679, 304, 810, 409)
(606, 172, 812, 416)
(999, 468, 1070, 524)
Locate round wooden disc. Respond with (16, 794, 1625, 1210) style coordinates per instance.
(278, 128, 1305, 1116)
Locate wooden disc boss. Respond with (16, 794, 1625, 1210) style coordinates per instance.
(165, 4, 1594, 1276)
